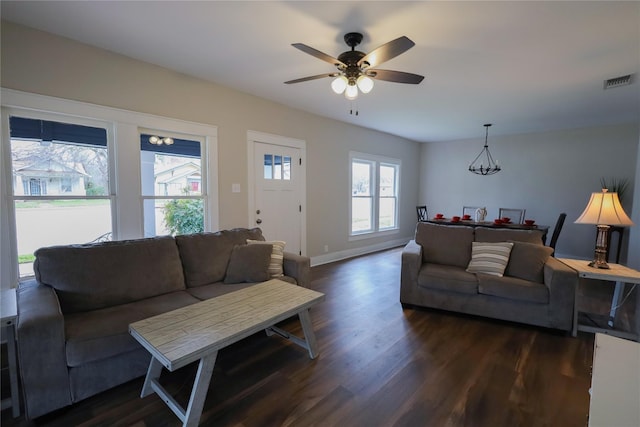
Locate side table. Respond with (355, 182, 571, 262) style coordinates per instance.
(558, 258, 640, 341)
(1, 289, 20, 417)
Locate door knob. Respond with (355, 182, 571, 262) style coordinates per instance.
(256, 219, 262, 224)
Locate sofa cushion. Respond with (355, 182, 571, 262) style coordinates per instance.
(34, 236, 186, 313)
(418, 264, 478, 294)
(466, 242, 514, 277)
(505, 241, 554, 283)
(64, 290, 200, 367)
(224, 244, 273, 284)
(477, 273, 550, 304)
(474, 227, 545, 244)
(176, 228, 265, 287)
(247, 239, 285, 278)
(415, 222, 474, 268)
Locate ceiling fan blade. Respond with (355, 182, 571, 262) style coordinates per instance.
(284, 73, 340, 84)
(291, 43, 346, 67)
(367, 69, 424, 84)
(358, 36, 415, 68)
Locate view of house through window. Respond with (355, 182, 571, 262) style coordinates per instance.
(140, 133, 204, 237)
(8, 116, 111, 278)
(350, 152, 399, 235)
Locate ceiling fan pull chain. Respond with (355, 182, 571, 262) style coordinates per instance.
(349, 100, 359, 116)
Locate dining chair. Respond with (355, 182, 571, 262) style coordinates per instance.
(416, 205, 429, 222)
(462, 206, 481, 217)
(548, 212, 566, 252)
(498, 208, 526, 224)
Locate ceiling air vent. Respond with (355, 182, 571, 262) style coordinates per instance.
(603, 74, 634, 90)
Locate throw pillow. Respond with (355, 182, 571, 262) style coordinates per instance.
(505, 240, 554, 283)
(466, 241, 514, 277)
(224, 244, 273, 284)
(247, 239, 286, 278)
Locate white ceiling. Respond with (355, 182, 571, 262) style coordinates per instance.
(2, 1, 638, 142)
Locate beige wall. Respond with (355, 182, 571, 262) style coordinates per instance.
(419, 124, 640, 261)
(1, 21, 421, 264)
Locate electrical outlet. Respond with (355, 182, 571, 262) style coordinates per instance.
(324, 245, 329, 252)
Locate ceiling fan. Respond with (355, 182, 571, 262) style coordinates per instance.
(285, 32, 424, 100)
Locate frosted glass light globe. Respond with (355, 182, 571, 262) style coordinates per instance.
(331, 76, 348, 94)
(356, 75, 374, 94)
(345, 84, 358, 100)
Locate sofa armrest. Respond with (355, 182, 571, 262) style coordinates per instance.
(400, 240, 423, 302)
(283, 251, 311, 288)
(543, 257, 578, 329)
(17, 280, 72, 419)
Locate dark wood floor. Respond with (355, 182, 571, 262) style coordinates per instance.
(4, 247, 627, 427)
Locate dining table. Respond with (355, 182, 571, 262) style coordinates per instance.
(424, 219, 550, 244)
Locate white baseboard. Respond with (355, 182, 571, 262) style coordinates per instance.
(310, 236, 412, 267)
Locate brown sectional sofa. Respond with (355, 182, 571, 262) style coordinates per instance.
(400, 222, 577, 331)
(16, 228, 310, 419)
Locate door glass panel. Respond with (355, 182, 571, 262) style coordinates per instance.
(283, 156, 291, 180)
(264, 154, 273, 179)
(274, 155, 282, 179)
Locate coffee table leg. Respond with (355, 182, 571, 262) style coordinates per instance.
(183, 352, 217, 427)
(299, 309, 319, 359)
(141, 357, 164, 398)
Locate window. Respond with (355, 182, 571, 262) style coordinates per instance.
(140, 133, 205, 237)
(350, 152, 400, 237)
(263, 154, 291, 180)
(7, 115, 112, 278)
(1, 92, 219, 287)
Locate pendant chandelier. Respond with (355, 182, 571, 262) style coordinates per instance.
(469, 124, 501, 175)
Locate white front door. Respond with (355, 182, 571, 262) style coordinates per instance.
(249, 133, 305, 255)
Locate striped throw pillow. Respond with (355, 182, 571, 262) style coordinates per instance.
(466, 241, 514, 277)
(247, 239, 286, 278)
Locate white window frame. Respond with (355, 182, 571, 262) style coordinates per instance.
(349, 151, 401, 240)
(1, 89, 219, 288)
(139, 128, 207, 237)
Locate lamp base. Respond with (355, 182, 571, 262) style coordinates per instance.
(588, 258, 610, 269)
(588, 225, 611, 269)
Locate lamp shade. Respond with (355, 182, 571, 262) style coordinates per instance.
(575, 189, 634, 226)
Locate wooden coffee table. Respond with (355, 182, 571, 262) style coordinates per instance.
(129, 279, 325, 427)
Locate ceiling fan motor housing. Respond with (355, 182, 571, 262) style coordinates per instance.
(339, 33, 370, 84)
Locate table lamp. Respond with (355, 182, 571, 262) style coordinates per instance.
(575, 189, 634, 269)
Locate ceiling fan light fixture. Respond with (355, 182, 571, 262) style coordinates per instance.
(331, 75, 348, 94)
(356, 75, 374, 94)
(345, 84, 358, 100)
